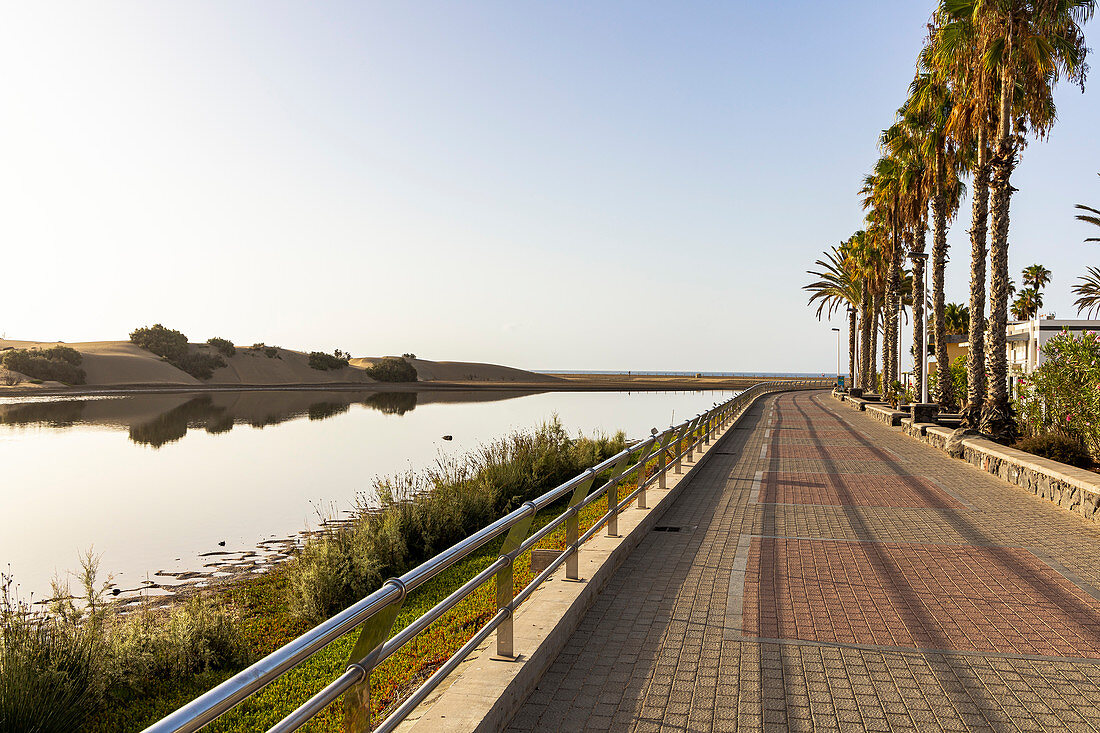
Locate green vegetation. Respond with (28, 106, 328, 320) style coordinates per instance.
(1, 553, 245, 733)
(307, 351, 349, 371)
(206, 338, 236, 357)
(1016, 330, 1100, 462)
(364, 357, 417, 383)
(1014, 433, 1093, 469)
(77, 419, 658, 731)
(0, 346, 86, 385)
(130, 324, 188, 361)
(927, 356, 967, 413)
(288, 418, 625, 622)
(248, 343, 281, 359)
(130, 324, 226, 380)
(803, 1, 1093, 441)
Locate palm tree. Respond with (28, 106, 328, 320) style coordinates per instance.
(941, 0, 1094, 440)
(861, 159, 907, 393)
(1077, 174, 1100, 241)
(933, 4, 993, 428)
(1010, 287, 1042, 320)
(945, 302, 970, 335)
(1073, 266, 1100, 317)
(1021, 264, 1051, 291)
(805, 241, 861, 386)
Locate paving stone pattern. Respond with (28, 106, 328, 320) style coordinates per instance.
(504, 391, 1100, 732)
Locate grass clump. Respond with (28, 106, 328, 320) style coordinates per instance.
(287, 417, 624, 622)
(307, 350, 350, 371)
(1, 552, 246, 733)
(364, 357, 417, 383)
(0, 346, 86, 385)
(206, 338, 236, 357)
(1014, 433, 1093, 468)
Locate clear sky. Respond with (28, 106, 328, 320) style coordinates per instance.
(3, 2, 1098, 373)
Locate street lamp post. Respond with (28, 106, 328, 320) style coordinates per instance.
(847, 305, 857, 389)
(831, 327, 841, 388)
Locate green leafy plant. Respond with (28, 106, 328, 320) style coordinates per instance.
(1016, 330, 1100, 460)
(364, 357, 417, 383)
(130, 325, 188, 361)
(205, 338, 236, 358)
(307, 351, 349, 371)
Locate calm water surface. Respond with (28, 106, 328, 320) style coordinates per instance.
(0, 389, 737, 600)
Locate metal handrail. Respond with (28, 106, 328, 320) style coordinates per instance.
(144, 379, 828, 733)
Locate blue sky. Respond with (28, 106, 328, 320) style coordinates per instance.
(2, 2, 1097, 372)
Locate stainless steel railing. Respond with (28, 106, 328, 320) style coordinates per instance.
(144, 379, 826, 733)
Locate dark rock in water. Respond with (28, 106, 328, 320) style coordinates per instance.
(112, 588, 121, 596)
(218, 540, 226, 547)
(442, 435, 453, 441)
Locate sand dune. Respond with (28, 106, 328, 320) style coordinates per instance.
(0, 339, 557, 389)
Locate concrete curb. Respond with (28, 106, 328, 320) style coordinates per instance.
(397, 386, 808, 732)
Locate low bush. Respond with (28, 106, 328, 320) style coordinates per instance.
(0, 348, 86, 385)
(307, 351, 349, 371)
(286, 418, 625, 622)
(1014, 433, 1093, 468)
(130, 325, 188, 361)
(249, 344, 280, 359)
(174, 352, 226, 381)
(206, 338, 236, 357)
(364, 357, 417, 383)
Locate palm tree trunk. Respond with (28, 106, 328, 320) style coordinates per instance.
(911, 227, 926, 402)
(981, 61, 1018, 443)
(931, 147, 953, 410)
(964, 127, 990, 428)
(870, 291, 881, 392)
(860, 285, 872, 389)
(849, 307, 858, 389)
(883, 225, 899, 393)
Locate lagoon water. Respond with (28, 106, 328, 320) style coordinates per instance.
(0, 389, 737, 601)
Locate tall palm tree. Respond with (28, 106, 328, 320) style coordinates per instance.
(862, 159, 906, 393)
(1077, 174, 1100, 241)
(1073, 266, 1100, 316)
(907, 60, 968, 409)
(942, 0, 1094, 440)
(933, 3, 994, 428)
(805, 241, 861, 386)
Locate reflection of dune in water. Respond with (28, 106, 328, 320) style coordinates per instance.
(0, 389, 546, 448)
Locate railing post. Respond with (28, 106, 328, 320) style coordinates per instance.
(673, 423, 690, 473)
(635, 437, 657, 510)
(704, 413, 712, 445)
(658, 431, 668, 489)
(495, 505, 535, 658)
(605, 452, 633, 538)
(566, 470, 596, 580)
(344, 583, 406, 732)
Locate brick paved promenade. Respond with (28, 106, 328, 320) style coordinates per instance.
(505, 390, 1100, 732)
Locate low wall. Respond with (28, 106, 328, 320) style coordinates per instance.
(836, 392, 1100, 523)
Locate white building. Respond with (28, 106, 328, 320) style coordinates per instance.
(1007, 317, 1100, 375)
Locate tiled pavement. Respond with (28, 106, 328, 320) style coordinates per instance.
(504, 390, 1100, 732)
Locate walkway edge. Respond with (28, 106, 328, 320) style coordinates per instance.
(396, 386, 810, 733)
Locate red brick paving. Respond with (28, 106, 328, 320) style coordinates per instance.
(743, 537, 1100, 658)
(763, 444, 889, 461)
(758, 471, 964, 509)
